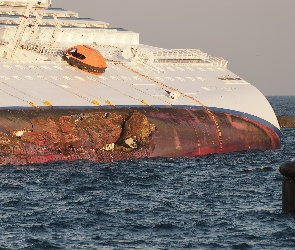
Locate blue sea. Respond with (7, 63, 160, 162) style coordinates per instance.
(0, 96, 294, 250)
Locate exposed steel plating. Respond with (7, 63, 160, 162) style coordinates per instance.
(0, 108, 280, 166)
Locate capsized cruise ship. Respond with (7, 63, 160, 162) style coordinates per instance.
(0, 0, 280, 165)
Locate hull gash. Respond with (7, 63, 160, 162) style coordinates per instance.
(0, 0, 280, 165)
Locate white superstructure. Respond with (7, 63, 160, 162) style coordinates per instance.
(0, 0, 280, 133)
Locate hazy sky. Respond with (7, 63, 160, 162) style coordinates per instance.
(54, 0, 295, 96)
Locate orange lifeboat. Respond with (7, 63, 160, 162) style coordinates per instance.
(63, 45, 107, 75)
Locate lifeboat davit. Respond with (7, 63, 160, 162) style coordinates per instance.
(63, 45, 107, 75)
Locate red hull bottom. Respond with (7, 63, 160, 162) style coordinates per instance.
(0, 108, 280, 166)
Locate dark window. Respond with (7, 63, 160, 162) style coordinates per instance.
(70, 48, 86, 60)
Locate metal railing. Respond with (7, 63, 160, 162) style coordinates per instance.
(134, 47, 228, 67)
(0, 0, 49, 8)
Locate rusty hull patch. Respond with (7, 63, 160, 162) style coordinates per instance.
(0, 109, 155, 165)
(0, 108, 280, 166)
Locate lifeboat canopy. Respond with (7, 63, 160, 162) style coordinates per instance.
(63, 45, 107, 75)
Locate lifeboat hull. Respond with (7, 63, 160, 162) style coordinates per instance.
(63, 45, 107, 75)
(64, 56, 106, 75)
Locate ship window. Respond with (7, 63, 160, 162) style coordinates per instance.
(202, 87, 210, 91)
(75, 76, 85, 81)
(70, 48, 86, 60)
(41, 66, 51, 70)
(134, 67, 143, 71)
(133, 76, 142, 81)
(217, 75, 242, 81)
(37, 76, 46, 80)
(155, 77, 164, 81)
(122, 76, 131, 81)
(111, 76, 120, 80)
(186, 67, 195, 71)
(0, 76, 9, 80)
(176, 67, 185, 71)
(166, 67, 175, 71)
(133, 83, 155, 86)
(87, 75, 97, 81)
(65, 66, 75, 71)
(13, 76, 22, 80)
(25, 76, 35, 80)
(53, 66, 63, 70)
(63, 76, 72, 80)
(112, 66, 121, 71)
(61, 85, 70, 89)
(165, 77, 174, 81)
(51, 76, 59, 81)
(186, 77, 195, 81)
(16, 65, 25, 69)
(175, 77, 185, 82)
(98, 76, 107, 80)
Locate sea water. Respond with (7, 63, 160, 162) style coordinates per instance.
(0, 96, 294, 250)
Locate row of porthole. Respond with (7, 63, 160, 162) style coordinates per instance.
(106, 76, 205, 82)
(0, 64, 227, 74)
(0, 75, 84, 81)
(110, 65, 226, 73)
(164, 67, 225, 72)
(0, 75, 206, 82)
(154, 76, 205, 82)
(0, 65, 64, 70)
